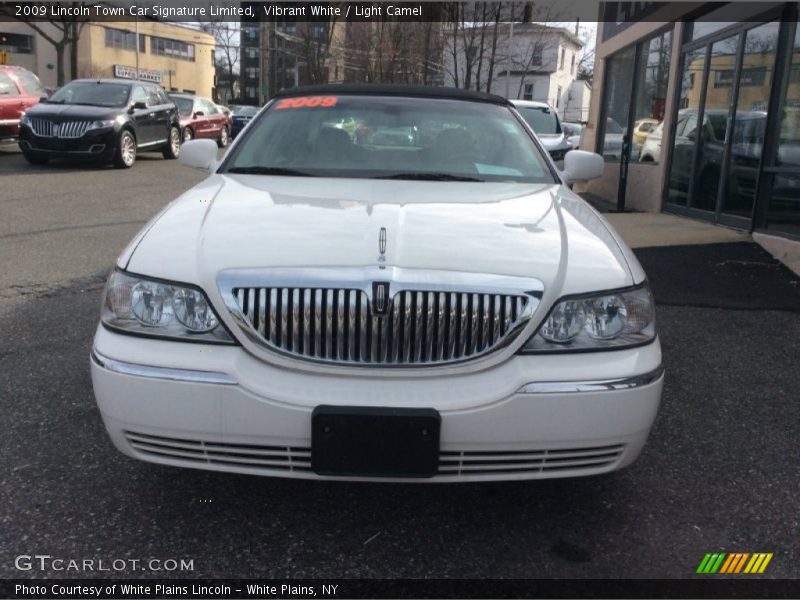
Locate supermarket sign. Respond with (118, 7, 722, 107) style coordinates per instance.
(114, 64, 163, 83)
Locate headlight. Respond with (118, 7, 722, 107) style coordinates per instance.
(87, 119, 117, 131)
(101, 270, 235, 344)
(519, 285, 655, 353)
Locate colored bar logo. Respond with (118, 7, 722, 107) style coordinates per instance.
(696, 553, 773, 574)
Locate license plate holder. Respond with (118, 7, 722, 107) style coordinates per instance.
(311, 406, 440, 478)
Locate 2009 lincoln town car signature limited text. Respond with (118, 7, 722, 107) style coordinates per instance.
(90, 85, 663, 482)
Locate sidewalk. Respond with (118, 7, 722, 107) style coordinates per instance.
(580, 193, 800, 277)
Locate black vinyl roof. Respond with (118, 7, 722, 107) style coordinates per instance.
(274, 84, 511, 106)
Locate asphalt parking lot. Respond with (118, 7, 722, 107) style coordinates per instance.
(1, 143, 799, 581)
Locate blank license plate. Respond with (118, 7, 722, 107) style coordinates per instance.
(311, 406, 440, 477)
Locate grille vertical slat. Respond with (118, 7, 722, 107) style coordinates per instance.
(324, 289, 333, 360)
(348, 291, 357, 362)
(232, 284, 531, 366)
(314, 289, 323, 358)
(336, 290, 346, 361)
(425, 292, 436, 362)
(302, 289, 311, 355)
(291, 289, 301, 354)
(269, 289, 278, 345)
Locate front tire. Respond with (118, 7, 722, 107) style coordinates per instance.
(113, 130, 136, 169)
(23, 152, 49, 165)
(217, 126, 229, 148)
(162, 126, 180, 159)
(182, 127, 194, 143)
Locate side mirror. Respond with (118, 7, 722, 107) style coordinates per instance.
(193, 111, 204, 118)
(39, 95, 49, 102)
(131, 101, 147, 111)
(179, 139, 218, 171)
(561, 150, 604, 183)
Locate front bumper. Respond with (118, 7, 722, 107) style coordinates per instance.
(90, 326, 664, 482)
(0, 118, 21, 140)
(18, 127, 117, 160)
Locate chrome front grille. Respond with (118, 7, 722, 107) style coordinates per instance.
(30, 118, 90, 138)
(221, 268, 541, 367)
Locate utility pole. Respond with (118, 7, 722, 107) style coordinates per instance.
(135, 16, 140, 80)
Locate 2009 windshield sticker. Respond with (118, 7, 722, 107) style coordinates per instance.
(275, 96, 338, 109)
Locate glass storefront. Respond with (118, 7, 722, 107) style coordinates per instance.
(660, 4, 800, 238)
(597, 29, 673, 210)
(766, 19, 800, 236)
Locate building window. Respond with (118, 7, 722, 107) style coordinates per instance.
(531, 46, 543, 66)
(523, 83, 533, 100)
(245, 86, 257, 99)
(560, 47, 566, 70)
(571, 53, 576, 75)
(245, 67, 258, 80)
(104, 27, 145, 52)
(0, 31, 34, 54)
(285, 22, 297, 36)
(243, 25, 259, 41)
(556, 85, 562, 108)
(151, 36, 195, 61)
(311, 23, 326, 40)
(246, 47, 258, 59)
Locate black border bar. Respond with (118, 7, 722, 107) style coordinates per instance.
(3, 579, 800, 599)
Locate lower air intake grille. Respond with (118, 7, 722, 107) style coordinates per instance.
(438, 444, 626, 476)
(125, 431, 312, 472)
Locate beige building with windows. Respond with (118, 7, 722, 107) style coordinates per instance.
(1, 20, 215, 97)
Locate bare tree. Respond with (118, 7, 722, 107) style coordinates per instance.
(2, 1, 89, 85)
(201, 21, 239, 102)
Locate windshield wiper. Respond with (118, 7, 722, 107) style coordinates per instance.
(226, 166, 316, 177)
(372, 172, 484, 182)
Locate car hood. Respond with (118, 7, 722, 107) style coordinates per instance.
(24, 103, 120, 121)
(123, 175, 638, 305)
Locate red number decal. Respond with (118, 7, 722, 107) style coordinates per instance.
(275, 96, 337, 109)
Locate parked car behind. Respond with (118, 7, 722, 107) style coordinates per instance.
(18, 78, 180, 168)
(0, 65, 45, 142)
(632, 118, 660, 147)
(91, 84, 663, 483)
(169, 93, 231, 147)
(230, 105, 259, 139)
(511, 100, 573, 163)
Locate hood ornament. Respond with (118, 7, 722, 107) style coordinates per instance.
(378, 227, 387, 269)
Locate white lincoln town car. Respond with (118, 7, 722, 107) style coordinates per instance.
(91, 85, 663, 482)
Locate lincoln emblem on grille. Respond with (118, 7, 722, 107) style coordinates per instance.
(377, 227, 387, 269)
(371, 281, 390, 316)
(52, 124, 59, 137)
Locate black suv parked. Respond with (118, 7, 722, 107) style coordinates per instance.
(18, 79, 180, 168)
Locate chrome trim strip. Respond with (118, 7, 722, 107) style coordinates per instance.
(517, 366, 665, 394)
(91, 350, 237, 385)
(138, 139, 168, 147)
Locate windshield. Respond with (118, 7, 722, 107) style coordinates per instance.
(605, 118, 623, 134)
(233, 106, 259, 117)
(516, 105, 561, 135)
(223, 95, 555, 183)
(16, 70, 45, 96)
(48, 81, 130, 107)
(170, 96, 194, 116)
